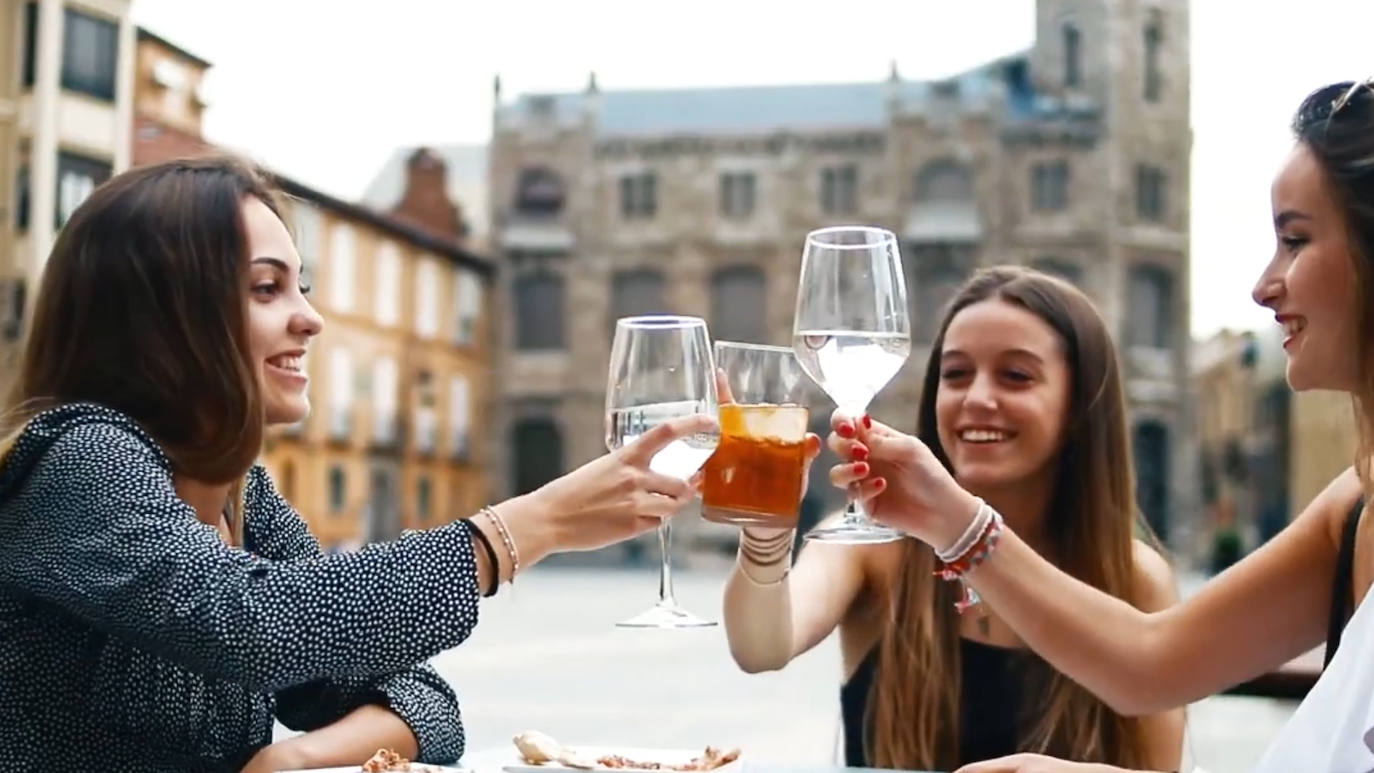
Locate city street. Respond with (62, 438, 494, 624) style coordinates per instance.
(405, 558, 1293, 773)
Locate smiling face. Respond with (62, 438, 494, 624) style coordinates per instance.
(1251, 144, 1361, 392)
(241, 196, 324, 425)
(933, 298, 1072, 494)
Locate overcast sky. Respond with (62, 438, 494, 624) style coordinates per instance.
(129, 0, 1374, 337)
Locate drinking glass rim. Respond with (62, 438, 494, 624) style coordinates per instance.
(615, 314, 707, 329)
(715, 340, 795, 355)
(806, 225, 897, 249)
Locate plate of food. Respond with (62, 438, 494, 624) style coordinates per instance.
(281, 746, 469, 773)
(501, 731, 742, 773)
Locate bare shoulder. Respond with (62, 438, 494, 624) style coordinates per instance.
(1131, 538, 1180, 611)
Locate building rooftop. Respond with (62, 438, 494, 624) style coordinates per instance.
(496, 54, 1039, 136)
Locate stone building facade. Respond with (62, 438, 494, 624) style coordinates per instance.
(488, 0, 1193, 542)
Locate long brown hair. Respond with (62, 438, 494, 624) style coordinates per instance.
(867, 266, 1155, 770)
(1291, 82, 1374, 489)
(0, 156, 280, 486)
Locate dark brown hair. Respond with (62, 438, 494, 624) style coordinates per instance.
(867, 266, 1156, 770)
(1292, 82, 1374, 489)
(1, 155, 282, 484)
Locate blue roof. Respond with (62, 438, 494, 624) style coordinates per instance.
(502, 55, 1027, 136)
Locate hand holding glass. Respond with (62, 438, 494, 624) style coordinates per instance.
(792, 226, 911, 544)
(604, 315, 721, 628)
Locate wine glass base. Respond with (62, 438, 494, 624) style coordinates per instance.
(806, 522, 905, 544)
(614, 601, 718, 629)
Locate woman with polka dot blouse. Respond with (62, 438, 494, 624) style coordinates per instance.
(0, 157, 710, 772)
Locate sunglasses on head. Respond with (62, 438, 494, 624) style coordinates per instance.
(1301, 78, 1374, 126)
(1332, 78, 1374, 116)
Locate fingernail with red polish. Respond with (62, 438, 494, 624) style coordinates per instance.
(874, 477, 887, 491)
(838, 422, 855, 438)
(854, 462, 870, 477)
(851, 445, 869, 461)
(862, 414, 872, 429)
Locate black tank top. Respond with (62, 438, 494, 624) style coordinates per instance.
(840, 637, 1025, 768)
(1325, 497, 1365, 667)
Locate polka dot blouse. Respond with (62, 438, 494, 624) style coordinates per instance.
(0, 403, 482, 771)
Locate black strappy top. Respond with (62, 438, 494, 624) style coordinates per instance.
(840, 638, 1028, 768)
(1324, 497, 1366, 667)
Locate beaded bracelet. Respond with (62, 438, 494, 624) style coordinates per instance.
(481, 505, 520, 583)
(933, 505, 1005, 614)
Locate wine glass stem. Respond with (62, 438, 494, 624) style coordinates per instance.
(845, 487, 866, 525)
(657, 520, 676, 605)
(844, 403, 872, 527)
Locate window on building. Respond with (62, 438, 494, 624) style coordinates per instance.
(1063, 23, 1082, 88)
(449, 375, 471, 459)
(1029, 257, 1083, 286)
(329, 225, 357, 312)
(1144, 20, 1163, 102)
(415, 259, 440, 337)
(62, 8, 119, 101)
(720, 172, 756, 218)
(1136, 165, 1167, 221)
(914, 160, 974, 202)
(328, 466, 346, 514)
(454, 270, 482, 346)
(515, 167, 565, 216)
(374, 242, 401, 326)
(15, 165, 30, 230)
(21, 3, 36, 88)
(821, 165, 858, 215)
(329, 347, 354, 439)
(292, 202, 322, 278)
(619, 172, 657, 218)
(514, 274, 565, 350)
(372, 356, 398, 445)
(416, 477, 432, 524)
(610, 269, 666, 332)
(710, 266, 766, 343)
(1031, 161, 1069, 212)
(1127, 264, 1174, 349)
(512, 419, 563, 495)
(1133, 420, 1170, 540)
(56, 152, 111, 228)
(910, 244, 974, 341)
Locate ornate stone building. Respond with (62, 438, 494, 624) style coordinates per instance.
(488, 0, 1192, 543)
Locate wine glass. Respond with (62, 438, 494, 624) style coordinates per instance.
(605, 315, 721, 627)
(792, 226, 911, 544)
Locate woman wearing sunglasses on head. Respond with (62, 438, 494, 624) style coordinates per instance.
(829, 80, 1374, 773)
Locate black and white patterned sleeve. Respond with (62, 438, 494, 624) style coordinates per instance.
(249, 468, 466, 763)
(0, 421, 483, 695)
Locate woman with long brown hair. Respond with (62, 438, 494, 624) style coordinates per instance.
(722, 266, 1183, 771)
(831, 80, 1374, 773)
(0, 156, 711, 773)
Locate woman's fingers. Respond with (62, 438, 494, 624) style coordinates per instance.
(826, 433, 869, 460)
(829, 460, 871, 488)
(642, 471, 693, 500)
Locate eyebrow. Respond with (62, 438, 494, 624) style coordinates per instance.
(251, 257, 293, 273)
(941, 348, 1046, 363)
(1274, 210, 1312, 229)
